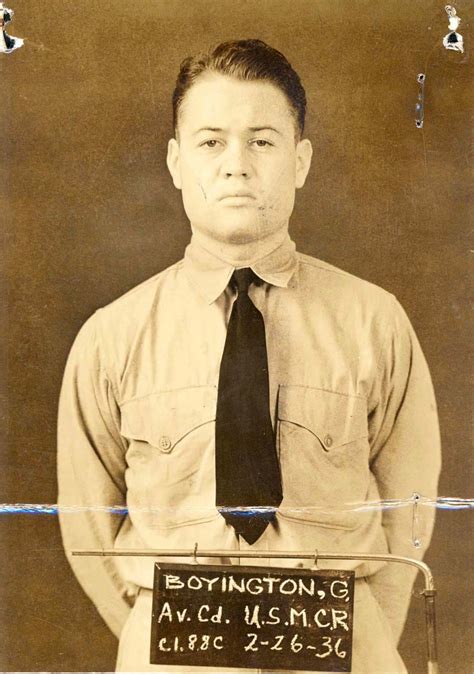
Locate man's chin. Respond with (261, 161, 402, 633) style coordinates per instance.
(198, 219, 268, 246)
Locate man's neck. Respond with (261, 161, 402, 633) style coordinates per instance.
(190, 226, 290, 268)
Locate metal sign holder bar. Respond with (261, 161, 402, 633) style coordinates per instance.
(73, 547, 438, 674)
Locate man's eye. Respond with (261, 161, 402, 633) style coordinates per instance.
(251, 139, 272, 147)
(201, 140, 219, 148)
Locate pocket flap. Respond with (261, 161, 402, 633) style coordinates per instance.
(278, 385, 367, 450)
(120, 386, 217, 452)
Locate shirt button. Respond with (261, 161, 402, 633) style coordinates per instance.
(158, 436, 172, 452)
(324, 434, 333, 448)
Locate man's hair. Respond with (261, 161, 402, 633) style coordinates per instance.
(172, 39, 307, 140)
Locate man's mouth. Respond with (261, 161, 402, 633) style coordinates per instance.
(219, 192, 256, 201)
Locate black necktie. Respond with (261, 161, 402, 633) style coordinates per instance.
(215, 268, 283, 544)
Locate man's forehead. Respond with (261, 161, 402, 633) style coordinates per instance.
(178, 74, 295, 133)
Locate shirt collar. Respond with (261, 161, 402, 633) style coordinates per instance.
(183, 233, 298, 304)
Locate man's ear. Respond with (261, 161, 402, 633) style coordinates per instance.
(166, 138, 182, 190)
(295, 138, 313, 189)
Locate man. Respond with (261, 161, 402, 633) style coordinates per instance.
(57, 39, 441, 673)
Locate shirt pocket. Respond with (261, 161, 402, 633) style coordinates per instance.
(277, 384, 370, 530)
(120, 385, 219, 528)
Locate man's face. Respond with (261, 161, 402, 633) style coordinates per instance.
(167, 74, 312, 248)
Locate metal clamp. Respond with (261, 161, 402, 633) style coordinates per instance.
(412, 492, 422, 548)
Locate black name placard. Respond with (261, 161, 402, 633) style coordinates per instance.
(151, 563, 355, 671)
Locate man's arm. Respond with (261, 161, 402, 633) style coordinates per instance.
(57, 312, 135, 638)
(367, 296, 442, 644)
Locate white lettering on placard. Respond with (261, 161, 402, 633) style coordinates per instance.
(163, 573, 348, 597)
(164, 574, 184, 590)
(315, 635, 333, 659)
(176, 608, 188, 623)
(244, 633, 259, 652)
(200, 576, 221, 591)
(335, 637, 347, 658)
(197, 604, 223, 623)
(157, 602, 173, 623)
(313, 609, 331, 628)
(299, 578, 316, 596)
(156, 602, 187, 623)
(158, 637, 171, 651)
(227, 576, 245, 593)
(270, 634, 285, 650)
(331, 609, 349, 631)
(197, 604, 210, 622)
(330, 580, 349, 600)
(261, 577, 278, 593)
(307, 635, 347, 659)
(246, 577, 264, 595)
(266, 606, 281, 625)
(244, 604, 262, 628)
(279, 579, 298, 595)
(289, 607, 308, 627)
(157, 634, 226, 652)
(210, 606, 224, 623)
(290, 633, 303, 652)
(188, 576, 203, 590)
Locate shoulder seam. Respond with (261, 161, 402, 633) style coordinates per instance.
(297, 256, 354, 280)
(297, 254, 394, 300)
(100, 259, 185, 309)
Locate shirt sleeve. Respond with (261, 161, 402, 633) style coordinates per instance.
(366, 295, 442, 644)
(57, 311, 136, 639)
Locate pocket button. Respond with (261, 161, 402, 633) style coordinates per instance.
(323, 434, 333, 449)
(158, 435, 172, 452)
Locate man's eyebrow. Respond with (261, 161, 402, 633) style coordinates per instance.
(192, 126, 283, 136)
(192, 127, 223, 136)
(248, 126, 282, 135)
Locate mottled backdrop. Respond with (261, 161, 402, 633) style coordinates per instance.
(1, 0, 472, 671)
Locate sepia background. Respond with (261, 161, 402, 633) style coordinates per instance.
(1, 0, 472, 671)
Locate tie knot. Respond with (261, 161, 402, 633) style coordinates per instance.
(232, 268, 255, 294)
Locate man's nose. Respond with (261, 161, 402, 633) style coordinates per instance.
(221, 142, 251, 178)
